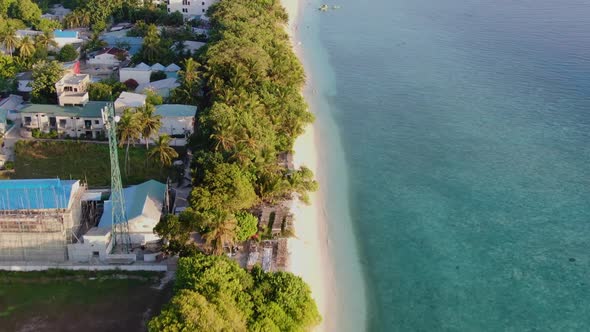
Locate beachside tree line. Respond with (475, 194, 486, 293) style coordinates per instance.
(150, 0, 322, 329)
(158, 0, 318, 256)
(148, 254, 321, 332)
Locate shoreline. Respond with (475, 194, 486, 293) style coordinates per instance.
(281, 0, 334, 331)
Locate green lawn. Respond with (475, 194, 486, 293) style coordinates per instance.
(14, 140, 179, 187)
(0, 270, 172, 332)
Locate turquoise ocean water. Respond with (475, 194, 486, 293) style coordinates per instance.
(297, 0, 590, 331)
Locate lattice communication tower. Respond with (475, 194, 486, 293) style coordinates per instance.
(102, 102, 131, 253)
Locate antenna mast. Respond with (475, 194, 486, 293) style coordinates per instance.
(102, 102, 131, 253)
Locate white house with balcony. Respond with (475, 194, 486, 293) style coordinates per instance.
(167, 0, 218, 19)
(19, 102, 108, 139)
(55, 73, 90, 107)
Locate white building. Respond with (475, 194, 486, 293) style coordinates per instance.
(155, 104, 196, 146)
(114, 92, 147, 113)
(181, 40, 205, 54)
(87, 47, 129, 67)
(167, 0, 218, 19)
(99, 180, 167, 244)
(55, 73, 90, 107)
(136, 78, 180, 98)
(19, 102, 108, 139)
(119, 62, 152, 85)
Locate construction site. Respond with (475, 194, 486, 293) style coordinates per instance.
(0, 103, 172, 269)
(0, 179, 89, 262)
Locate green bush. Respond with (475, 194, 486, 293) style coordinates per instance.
(4, 161, 14, 170)
(150, 70, 166, 82)
(57, 44, 79, 62)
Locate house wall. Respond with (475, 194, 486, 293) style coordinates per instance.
(159, 116, 194, 137)
(167, 0, 217, 18)
(119, 69, 151, 85)
(55, 37, 83, 48)
(21, 112, 105, 139)
(58, 93, 89, 107)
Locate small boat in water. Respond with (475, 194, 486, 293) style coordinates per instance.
(319, 4, 329, 11)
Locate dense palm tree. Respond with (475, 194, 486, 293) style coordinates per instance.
(136, 104, 162, 150)
(202, 212, 237, 255)
(35, 31, 58, 50)
(1, 29, 19, 56)
(142, 25, 161, 63)
(18, 36, 35, 58)
(79, 10, 91, 27)
(117, 109, 141, 175)
(64, 13, 80, 29)
(148, 135, 178, 168)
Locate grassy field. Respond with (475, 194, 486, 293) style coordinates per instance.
(0, 270, 173, 332)
(14, 140, 180, 187)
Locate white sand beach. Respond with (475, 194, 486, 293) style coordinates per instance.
(282, 0, 335, 331)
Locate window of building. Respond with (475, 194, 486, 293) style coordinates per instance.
(202, 1, 205, 5)
(64, 86, 73, 92)
(202, 8, 205, 12)
(94, 120, 99, 124)
(59, 119, 67, 128)
(182, 8, 188, 12)
(24, 116, 31, 125)
(167, 8, 170, 12)
(182, 0, 188, 5)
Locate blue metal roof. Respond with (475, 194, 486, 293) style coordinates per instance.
(53, 29, 78, 38)
(98, 180, 166, 227)
(0, 179, 77, 210)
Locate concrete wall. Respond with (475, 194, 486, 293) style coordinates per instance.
(0, 264, 167, 271)
(0, 232, 67, 262)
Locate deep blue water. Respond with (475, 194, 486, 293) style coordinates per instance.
(299, 0, 590, 330)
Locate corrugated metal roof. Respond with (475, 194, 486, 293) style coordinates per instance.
(155, 104, 197, 117)
(0, 179, 78, 210)
(19, 101, 108, 118)
(98, 180, 166, 227)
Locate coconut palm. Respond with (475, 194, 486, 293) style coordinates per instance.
(1, 29, 19, 56)
(116, 109, 141, 175)
(148, 135, 179, 168)
(142, 25, 161, 63)
(136, 104, 162, 150)
(79, 10, 91, 28)
(202, 212, 237, 255)
(18, 36, 35, 58)
(35, 31, 58, 50)
(64, 13, 80, 29)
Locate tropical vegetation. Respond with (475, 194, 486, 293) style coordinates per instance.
(148, 255, 321, 332)
(160, 0, 318, 254)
